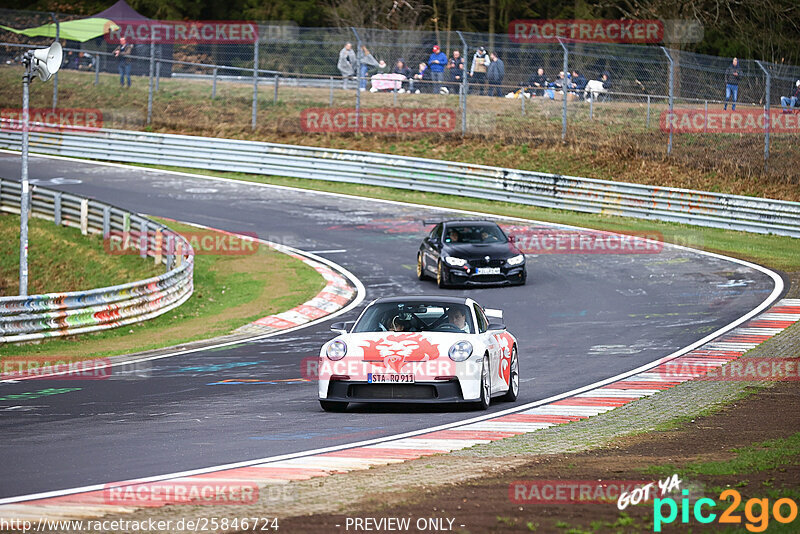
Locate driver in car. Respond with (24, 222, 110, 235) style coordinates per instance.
(389, 313, 410, 332)
(448, 307, 470, 333)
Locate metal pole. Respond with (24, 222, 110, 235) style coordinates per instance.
(646, 95, 650, 127)
(661, 47, 674, 155)
(352, 27, 362, 134)
(251, 39, 258, 130)
(756, 61, 770, 169)
(558, 38, 568, 141)
(329, 76, 334, 106)
(94, 52, 99, 85)
(393, 84, 397, 106)
(155, 59, 160, 91)
(212, 67, 217, 99)
(273, 74, 279, 104)
(19, 63, 31, 296)
(51, 13, 58, 111)
(521, 91, 525, 115)
(704, 100, 708, 133)
(457, 31, 467, 136)
(146, 43, 154, 125)
(589, 95, 593, 119)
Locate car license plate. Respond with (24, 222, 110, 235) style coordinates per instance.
(368, 373, 414, 384)
(476, 267, 501, 275)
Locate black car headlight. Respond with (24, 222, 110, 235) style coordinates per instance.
(444, 256, 467, 267)
(507, 254, 525, 266)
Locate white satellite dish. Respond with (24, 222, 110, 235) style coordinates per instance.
(31, 41, 62, 82)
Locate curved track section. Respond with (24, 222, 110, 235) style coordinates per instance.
(0, 153, 780, 500)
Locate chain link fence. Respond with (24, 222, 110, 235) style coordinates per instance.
(1, 8, 799, 182)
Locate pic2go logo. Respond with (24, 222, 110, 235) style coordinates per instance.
(653, 489, 798, 532)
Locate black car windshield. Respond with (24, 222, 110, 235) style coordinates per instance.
(444, 224, 507, 244)
(353, 302, 474, 334)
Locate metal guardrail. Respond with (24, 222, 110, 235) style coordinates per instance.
(0, 176, 194, 343)
(0, 122, 798, 238)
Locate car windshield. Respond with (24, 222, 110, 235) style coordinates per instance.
(444, 224, 507, 244)
(353, 302, 474, 334)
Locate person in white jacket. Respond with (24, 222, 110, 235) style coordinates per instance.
(470, 47, 490, 95)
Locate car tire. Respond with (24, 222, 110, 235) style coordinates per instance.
(319, 400, 348, 412)
(437, 261, 448, 289)
(500, 346, 519, 402)
(474, 355, 491, 410)
(416, 253, 426, 280)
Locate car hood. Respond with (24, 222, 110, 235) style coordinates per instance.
(329, 331, 470, 374)
(443, 242, 521, 260)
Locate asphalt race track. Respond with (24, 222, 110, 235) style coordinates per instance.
(0, 153, 779, 500)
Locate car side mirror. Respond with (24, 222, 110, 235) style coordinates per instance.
(487, 322, 506, 331)
(330, 321, 353, 334)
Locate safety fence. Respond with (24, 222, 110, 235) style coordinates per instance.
(2, 9, 800, 180)
(0, 123, 797, 238)
(0, 176, 194, 343)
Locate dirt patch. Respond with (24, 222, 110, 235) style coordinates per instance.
(278, 381, 800, 533)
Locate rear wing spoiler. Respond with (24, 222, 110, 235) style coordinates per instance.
(485, 308, 503, 320)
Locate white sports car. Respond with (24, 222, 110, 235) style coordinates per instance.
(318, 296, 519, 412)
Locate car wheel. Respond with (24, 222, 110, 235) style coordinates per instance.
(416, 253, 426, 280)
(437, 261, 448, 289)
(319, 400, 348, 412)
(474, 355, 491, 410)
(500, 346, 519, 402)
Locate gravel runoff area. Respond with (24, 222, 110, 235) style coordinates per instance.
(82, 285, 800, 534)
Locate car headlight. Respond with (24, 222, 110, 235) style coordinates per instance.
(444, 256, 467, 267)
(507, 254, 525, 266)
(448, 340, 473, 362)
(326, 340, 347, 360)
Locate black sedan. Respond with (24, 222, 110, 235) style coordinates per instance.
(416, 220, 526, 288)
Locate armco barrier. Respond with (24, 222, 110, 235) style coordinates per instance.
(0, 122, 799, 237)
(0, 177, 194, 344)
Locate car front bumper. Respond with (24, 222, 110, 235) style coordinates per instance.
(323, 379, 472, 403)
(443, 264, 526, 286)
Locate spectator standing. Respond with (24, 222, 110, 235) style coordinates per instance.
(487, 52, 505, 97)
(357, 45, 386, 91)
(470, 47, 490, 95)
(781, 80, 800, 112)
(392, 58, 412, 92)
(411, 62, 430, 93)
(723, 57, 742, 110)
(427, 45, 447, 94)
(446, 49, 464, 94)
(113, 36, 134, 88)
(337, 42, 356, 89)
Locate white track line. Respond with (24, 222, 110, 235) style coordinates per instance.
(0, 150, 785, 505)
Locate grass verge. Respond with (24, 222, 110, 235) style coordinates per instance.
(0, 217, 326, 361)
(0, 213, 161, 295)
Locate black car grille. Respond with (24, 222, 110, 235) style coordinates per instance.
(471, 274, 507, 283)
(470, 258, 506, 268)
(349, 384, 437, 399)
